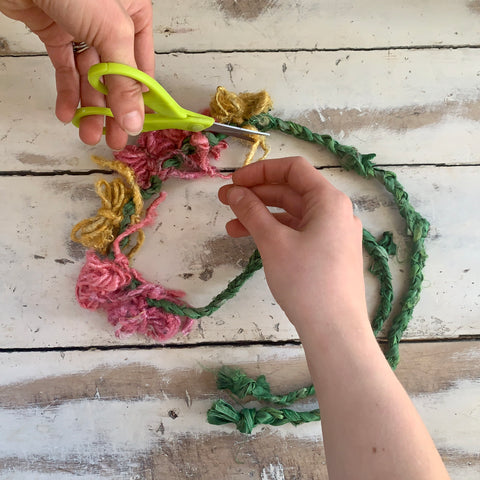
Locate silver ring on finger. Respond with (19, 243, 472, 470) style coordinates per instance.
(72, 41, 90, 55)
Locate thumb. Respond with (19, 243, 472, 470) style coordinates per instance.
(226, 186, 283, 249)
(90, 10, 145, 136)
(104, 72, 144, 136)
(98, 34, 144, 136)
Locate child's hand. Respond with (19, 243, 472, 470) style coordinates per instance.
(218, 156, 368, 333)
(220, 157, 451, 480)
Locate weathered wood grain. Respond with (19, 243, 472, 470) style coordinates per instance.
(1, 165, 478, 348)
(2, 0, 480, 54)
(1, 49, 480, 171)
(0, 342, 479, 479)
(1, 9, 479, 479)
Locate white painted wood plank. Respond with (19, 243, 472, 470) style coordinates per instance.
(2, 1, 480, 53)
(1, 50, 480, 172)
(0, 165, 478, 348)
(0, 343, 478, 479)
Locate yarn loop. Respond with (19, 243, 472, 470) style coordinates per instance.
(71, 178, 130, 254)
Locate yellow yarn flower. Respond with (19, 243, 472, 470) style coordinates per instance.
(210, 86, 272, 165)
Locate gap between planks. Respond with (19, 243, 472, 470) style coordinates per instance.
(0, 337, 479, 355)
(3, 44, 480, 59)
(2, 163, 480, 177)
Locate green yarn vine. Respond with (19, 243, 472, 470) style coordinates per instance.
(150, 114, 429, 363)
(208, 399, 321, 434)
(207, 367, 321, 434)
(204, 113, 430, 433)
(216, 366, 316, 406)
(111, 114, 429, 434)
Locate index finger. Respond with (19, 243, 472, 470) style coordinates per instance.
(130, 1, 155, 77)
(232, 156, 332, 196)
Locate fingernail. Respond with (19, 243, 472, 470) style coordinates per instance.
(227, 186, 245, 205)
(122, 111, 143, 136)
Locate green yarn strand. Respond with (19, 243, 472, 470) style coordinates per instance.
(248, 113, 377, 178)
(102, 114, 430, 433)
(143, 114, 428, 370)
(362, 229, 396, 336)
(207, 399, 321, 434)
(113, 176, 164, 255)
(216, 366, 316, 406)
(208, 369, 320, 433)
(373, 168, 430, 368)
(147, 249, 263, 318)
(206, 113, 430, 433)
(248, 113, 430, 368)
(112, 114, 428, 383)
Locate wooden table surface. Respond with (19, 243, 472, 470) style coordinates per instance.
(1, 1, 479, 478)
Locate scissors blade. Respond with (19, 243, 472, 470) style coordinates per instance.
(206, 122, 270, 140)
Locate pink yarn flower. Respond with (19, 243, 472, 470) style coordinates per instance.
(76, 250, 190, 342)
(104, 283, 188, 342)
(139, 128, 187, 158)
(78, 125, 231, 342)
(185, 131, 227, 174)
(76, 251, 132, 309)
(114, 145, 158, 189)
(114, 129, 229, 187)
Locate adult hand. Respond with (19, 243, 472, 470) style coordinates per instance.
(0, 0, 154, 150)
(218, 156, 368, 331)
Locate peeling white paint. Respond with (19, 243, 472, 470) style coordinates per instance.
(3, 0, 480, 53)
(261, 462, 285, 480)
(1, 2, 480, 478)
(0, 395, 322, 465)
(0, 378, 477, 469)
(413, 379, 480, 456)
(0, 474, 107, 480)
(0, 347, 307, 387)
(0, 399, 162, 458)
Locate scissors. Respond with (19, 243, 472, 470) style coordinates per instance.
(72, 62, 269, 140)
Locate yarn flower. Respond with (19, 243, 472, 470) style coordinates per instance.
(76, 250, 133, 309)
(104, 283, 189, 342)
(112, 145, 157, 189)
(76, 250, 190, 342)
(114, 129, 228, 188)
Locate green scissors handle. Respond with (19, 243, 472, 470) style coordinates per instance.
(72, 62, 214, 133)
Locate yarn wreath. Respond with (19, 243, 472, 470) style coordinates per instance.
(72, 87, 429, 432)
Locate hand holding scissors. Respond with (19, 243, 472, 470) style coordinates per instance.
(0, 0, 155, 150)
(73, 63, 269, 142)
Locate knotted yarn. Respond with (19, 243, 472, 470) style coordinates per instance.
(71, 101, 429, 353)
(71, 178, 129, 254)
(208, 399, 320, 435)
(210, 86, 272, 165)
(114, 129, 229, 189)
(71, 156, 144, 257)
(216, 366, 316, 406)
(210, 86, 273, 125)
(75, 188, 194, 341)
(207, 368, 321, 434)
